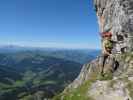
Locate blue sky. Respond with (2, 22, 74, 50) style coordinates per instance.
(0, 0, 100, 49)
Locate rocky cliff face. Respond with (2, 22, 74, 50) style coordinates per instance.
(53, 0, 133, 100)
(54, 53, 133, 100)
(94, 0, 133, 53)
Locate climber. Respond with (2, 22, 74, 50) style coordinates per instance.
(100, 32, 114, 76)
(102, 32, 113, 54)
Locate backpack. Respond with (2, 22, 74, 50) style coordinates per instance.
(105, 40, 113, 49)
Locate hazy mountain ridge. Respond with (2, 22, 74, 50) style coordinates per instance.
(0, 46, 100, 64)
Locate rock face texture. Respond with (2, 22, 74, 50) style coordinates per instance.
(53, 0, 133, 100)
(94, 0, 133, 53)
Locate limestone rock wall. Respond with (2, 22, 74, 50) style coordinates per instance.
(94, 0, 133, 53)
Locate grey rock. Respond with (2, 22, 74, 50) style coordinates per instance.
(94, 0, 133, 53)
(59, 53, 133, 100)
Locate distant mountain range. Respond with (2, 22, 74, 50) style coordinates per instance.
(0, 45, 100, 64)
(0, 46, 100, 100)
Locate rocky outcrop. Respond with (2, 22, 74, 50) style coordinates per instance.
(56, 53, 133, 100)
(53, 0, 133, 100)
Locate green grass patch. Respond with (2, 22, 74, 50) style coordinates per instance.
(126, 81, 133, 99)
(53, 79, 96, 100)
(98, 72, 113, 81)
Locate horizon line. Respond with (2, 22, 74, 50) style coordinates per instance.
(0, 44, 101, 50)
